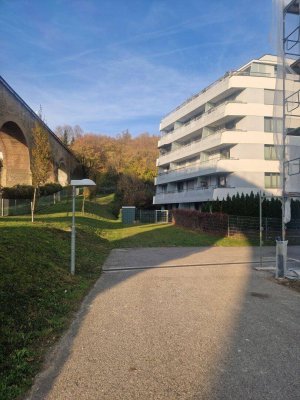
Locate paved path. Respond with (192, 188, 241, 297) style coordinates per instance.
(28, 247, 300, 400)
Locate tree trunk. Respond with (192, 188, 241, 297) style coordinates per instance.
(82, 196, 85, 215)
(31, 187, 37, 222)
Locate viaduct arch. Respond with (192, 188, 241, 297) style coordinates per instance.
(0, 76, 82, 187)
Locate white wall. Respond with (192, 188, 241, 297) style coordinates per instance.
(229, 172, 264, 188)
(236, 116, 264, 131)
(237, 88, 264, 104)
(231, 143, 264, 160)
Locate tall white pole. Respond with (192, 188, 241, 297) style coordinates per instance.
(259, 191, 263, 268)
(71, 185, 76, 275)
(282, 5, 287, 241)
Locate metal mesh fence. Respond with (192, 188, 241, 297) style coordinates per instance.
(135, 209, 172, 224)
(0, 188, 71, 217)
(228, 215, 300, 244)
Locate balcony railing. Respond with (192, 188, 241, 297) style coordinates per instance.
(160, 100, 246, 139)
(158, 156, 237, 177)
(159, 128, 246, 159)
(161, 69, 280, 121)
(156, 184, 233, 196)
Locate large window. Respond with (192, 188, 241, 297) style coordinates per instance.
(264, 117, 283, 133)
(264, 145, 279, 160)
(251, 63, 267, 76)
(265, 172, 280, 188)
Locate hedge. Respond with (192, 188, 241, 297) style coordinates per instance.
(173, 209, 228, 234)
(1, 183, 63, 199)
(201, 192, 300, 219)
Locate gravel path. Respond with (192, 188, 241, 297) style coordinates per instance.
(27, 247, 300, 400)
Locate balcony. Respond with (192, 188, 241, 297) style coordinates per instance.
(155, 157, 238, 185)
(158, 101, 273, 147)
(157, 129, 245, 167)
(159, 101, 273, 147)
(153, 186, 216, 204)
(160, 70, 279, 130)
(155, 157, 280, 186)
(153, 186, 282, 204)
(159, 101, 228, 146)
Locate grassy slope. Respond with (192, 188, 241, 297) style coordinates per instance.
(0, 195, 251, 399)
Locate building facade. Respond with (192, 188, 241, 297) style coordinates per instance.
(153, 55, 300, 209)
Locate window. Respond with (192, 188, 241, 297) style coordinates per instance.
(264, 117, 283, 133)
(218, 175, 227, 187)
(225, 121, 236, 130)
(264, 145, 279, 160)
(177, 182, 184, 192)
(187, 179, 196, 190)
(200, 152, 209, 162)
(220, 148, 230, 159)
(264, 173, 280, 188)
(156, 185, 167, 194)
(251, 63, 267, 76)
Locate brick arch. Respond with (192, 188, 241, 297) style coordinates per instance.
(0, 121, 31, 187)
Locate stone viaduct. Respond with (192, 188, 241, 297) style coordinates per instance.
(0, 76, 82, 187)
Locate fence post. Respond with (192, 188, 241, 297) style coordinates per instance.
(227, 215, 230, 237)
(265, 217, 268, 241)
(155, 210, 158, 223)
(53, 193, 56, 205)
(1, 197, 3, 217)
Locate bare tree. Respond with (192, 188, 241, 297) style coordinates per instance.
(73, 125, 83, 139)
(55, 124, 84, 146)
(31, 122, 51, 222)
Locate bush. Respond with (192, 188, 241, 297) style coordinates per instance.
(115, 174, 155, 209)
(39, 183, 62, 196)
(173, 209, 228, 234)
(83, 186, 97, 200)
(1, 185, 34, 199)
(1, 183, 63, 199)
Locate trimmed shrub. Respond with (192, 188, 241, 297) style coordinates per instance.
(1, 185, 34, 199)
(173, 209, 228, 234)
(39, 183, 62, 196)
(1, 183, 62, 199)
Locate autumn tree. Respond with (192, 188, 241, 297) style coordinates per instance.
(114, 174, 155, 210)
(71, 134, 109, 180)
(31, 122, 51, 221)
(70, 130, 159, 212)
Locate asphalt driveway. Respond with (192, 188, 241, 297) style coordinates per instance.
(28, 247, 300, 400)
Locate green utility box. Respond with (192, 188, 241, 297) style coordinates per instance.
(121, 206, 136, 224)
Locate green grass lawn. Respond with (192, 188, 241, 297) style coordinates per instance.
(0, 194, 252, 399)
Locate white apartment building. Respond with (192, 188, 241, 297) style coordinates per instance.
(153, 55, 300, 209)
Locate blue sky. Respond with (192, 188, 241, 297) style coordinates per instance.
(0, 0, 273, 136)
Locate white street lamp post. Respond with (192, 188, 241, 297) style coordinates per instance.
(70, 179, 96, 275)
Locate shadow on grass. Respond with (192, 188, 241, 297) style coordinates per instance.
(36, 196, 118, 222)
